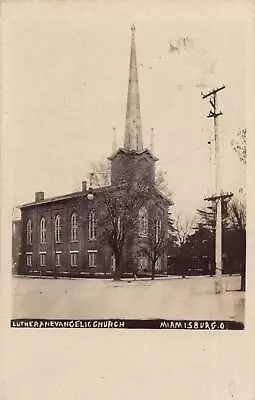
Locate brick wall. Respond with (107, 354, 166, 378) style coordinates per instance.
(19, 174, 169, 277)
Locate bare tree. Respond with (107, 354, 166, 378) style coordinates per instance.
(154, 168, 173, 200)
(87, 159, 111, 187)
(227, 198, 246, 291)
(142, 209, 171, 280)
(172, 213, 196, 278)
(88, 158, 173, 280)
(95, 166, 153, 280)
(173, 213, 195, 247)
(228, 198, 246, 231)
(98, 183, 148, 280)
(230, 129, 246, 290)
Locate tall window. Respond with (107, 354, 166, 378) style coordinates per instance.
(71, 213, 78, 241)
(117, 216, 121, 233)
(114, 216, 122, 238)
(155, 257, 161, 272)
(155, 218, 162, 243)
(26, 254, 32, 266)
(88, 211, 96, 240)
(111, 254, 116, 272)
(88, 250, 97, 268)
(55, 215, 61, 243)
(40, 217, 46, 244)
(26, 219, 32, 244)
(70, 252, 78, 267)
(56, 252, 61, 266)
(39, 253, 46, 266)
(138, 207, 148, 237)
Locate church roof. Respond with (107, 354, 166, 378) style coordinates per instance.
(19, 181, 172, 209)
(20, 191, 84, 208)
(19, 184, 129, 208)
(108, 147, 159, 161)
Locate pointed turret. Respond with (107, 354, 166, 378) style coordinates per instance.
(150, 128, 155, 153)
(124, 24, 143, 152)
(112, 126, 117, 153)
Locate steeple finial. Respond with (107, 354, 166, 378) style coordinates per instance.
(124, 25, 143, 152)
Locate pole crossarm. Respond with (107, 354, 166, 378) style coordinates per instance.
(201, 86, 225, 119)
(207, 111, 223, 119)
(204, 192, 233, 202)
(201, 85, 226, 99)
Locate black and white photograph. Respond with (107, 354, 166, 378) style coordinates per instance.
(5, 2, 249, 328)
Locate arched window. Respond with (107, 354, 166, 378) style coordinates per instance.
(88, 211, 96, 240)
(114, 216, 122, 238)
(111, 254, 116, 272)
(71, 213, 78, 241)
(55, 215, 61, 243)
(138, 249, 148, 271)
(155, 218, 162, 243)
(155, 257, 161, 272)
(26, 219, 32, 244)
(138, 207, 148, 237)
(117, 217, 121, 235)
(40, 217, 46, 244)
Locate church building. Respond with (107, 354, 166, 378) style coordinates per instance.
(18, 25, 171, 278)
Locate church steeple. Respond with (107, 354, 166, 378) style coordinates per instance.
(124, 24, 143, 152)
(109, 26, 158, 188)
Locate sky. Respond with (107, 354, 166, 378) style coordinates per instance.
(2, 0, 250, 220)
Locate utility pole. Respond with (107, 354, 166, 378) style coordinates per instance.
(201, 85, 232, 294)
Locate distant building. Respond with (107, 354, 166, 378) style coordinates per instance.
(18, 26, 171, 277)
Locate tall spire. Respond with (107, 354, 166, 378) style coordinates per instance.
(124, 24, 143, 152)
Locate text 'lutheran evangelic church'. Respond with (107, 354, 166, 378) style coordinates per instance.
(18, 25, 171, 277)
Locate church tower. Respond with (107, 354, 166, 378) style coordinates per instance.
(109, 25, 158, 187)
